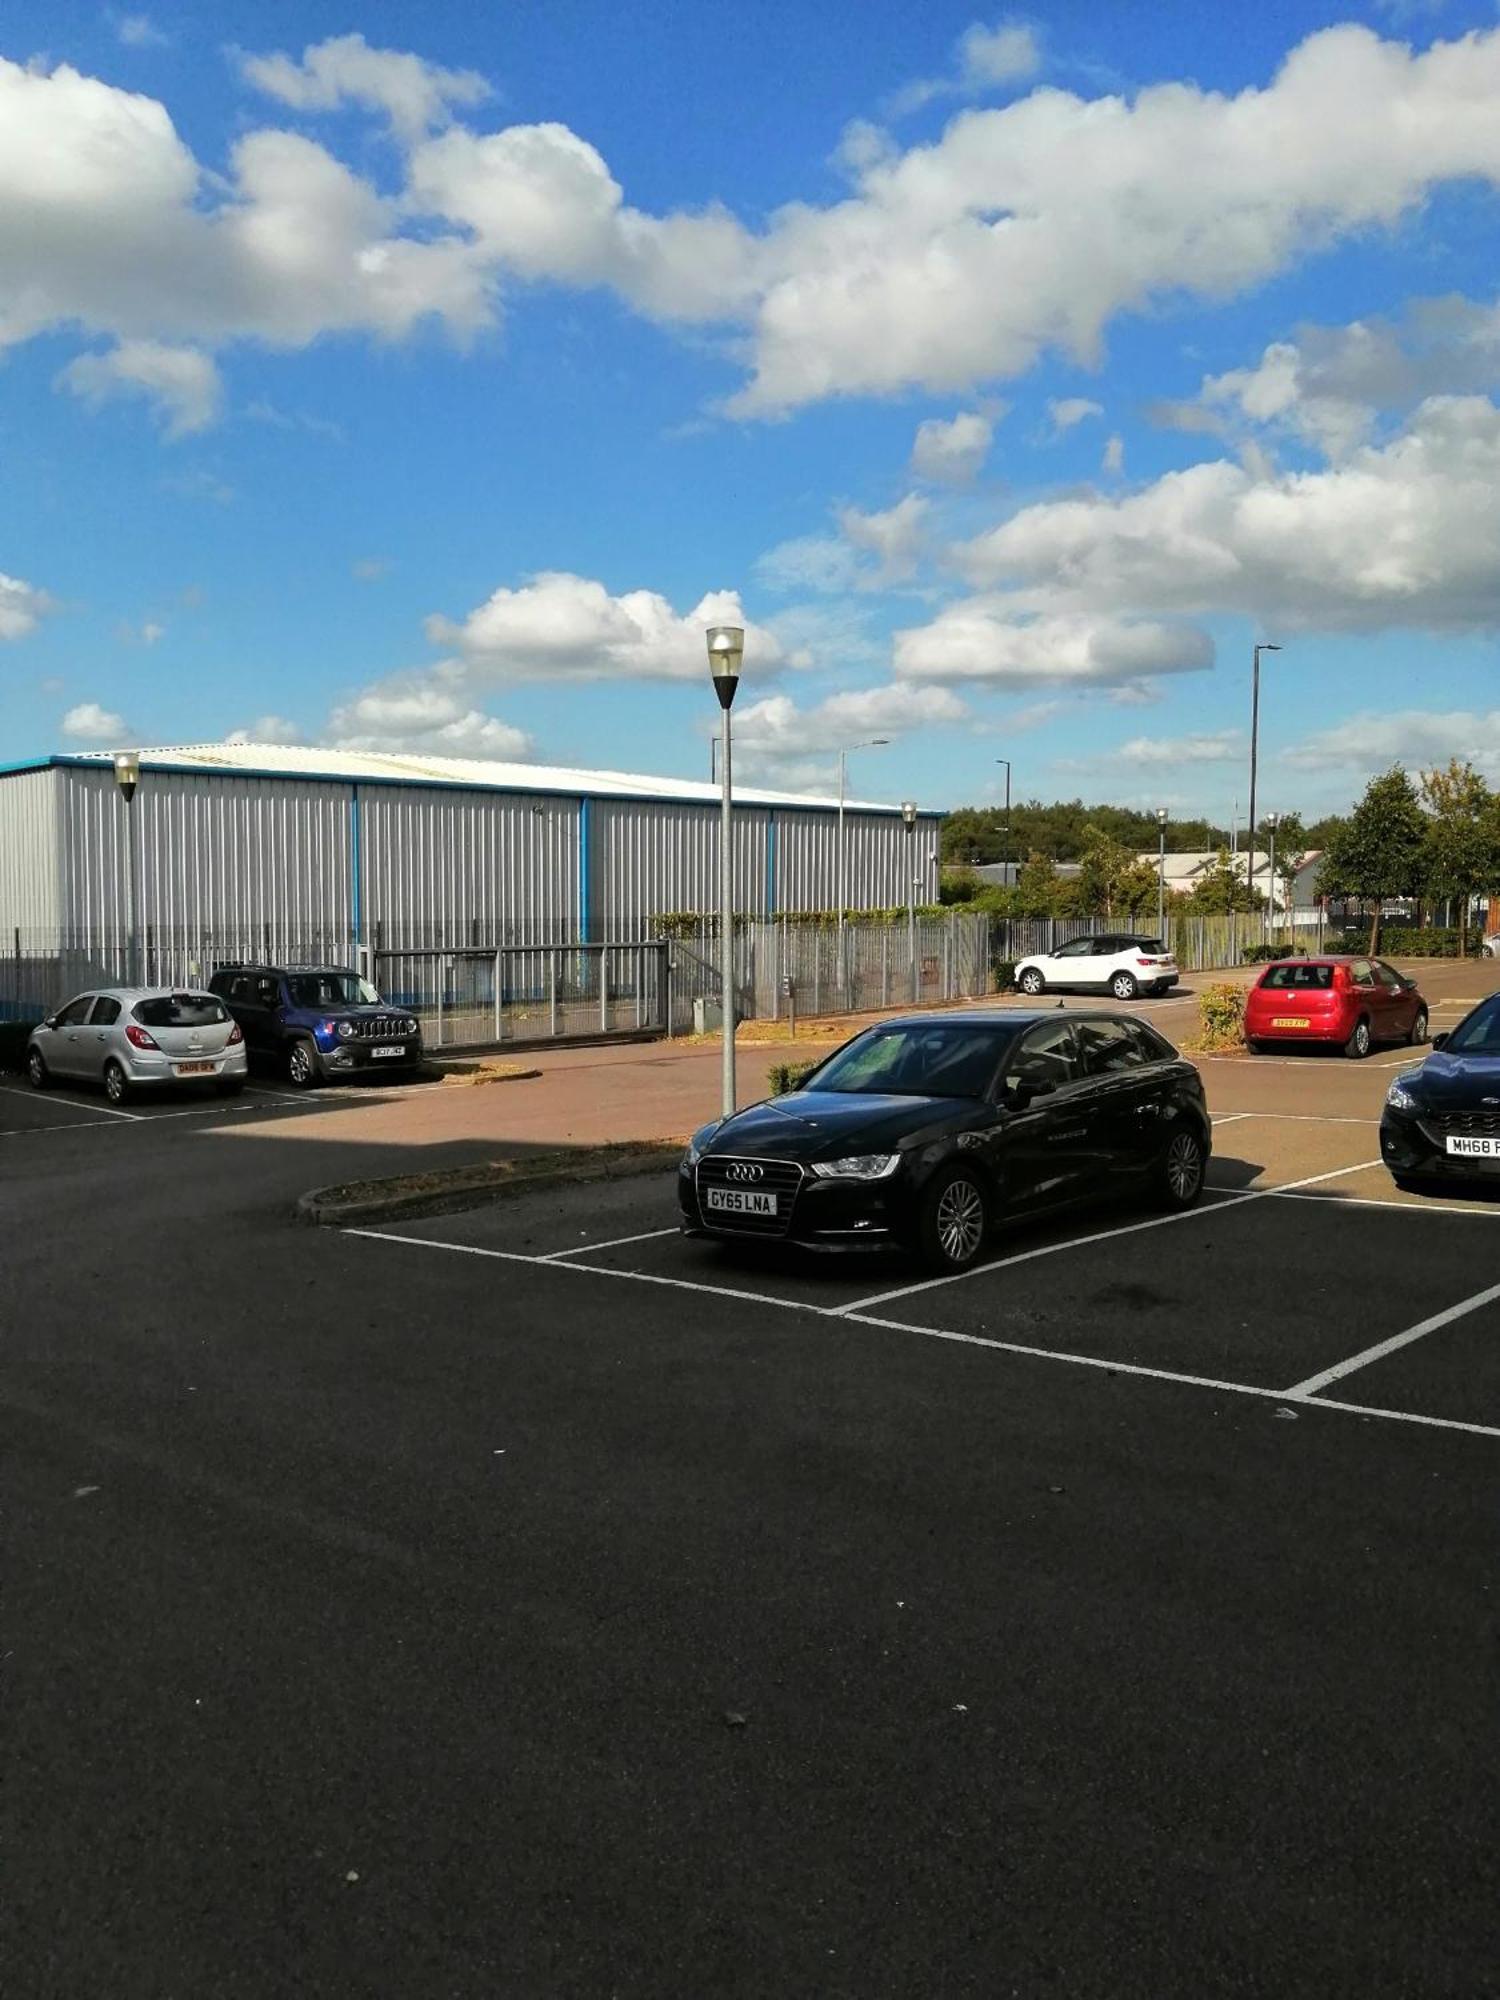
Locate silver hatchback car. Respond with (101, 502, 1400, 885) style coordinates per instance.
(28, 986, 249, 1103)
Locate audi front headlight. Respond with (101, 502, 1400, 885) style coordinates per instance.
(1385, 1075, 1422, 1113)
(684, 1123, 720, 1168)
(809, 1154, 902, 1181)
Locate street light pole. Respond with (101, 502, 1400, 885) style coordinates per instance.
(1266, 810, 1280, 946)
(901, 801, 918, 1002)
(706, 625, 744, 1120)
(1248, 642, 1281, 911)
(113, 750, 141, 984)
(1156, 806, 1168, 943)
(995, 758, 1011, 884)
(836, 736, 890, 997)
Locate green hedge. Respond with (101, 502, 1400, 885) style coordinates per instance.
(1335, 928, 1482, 958)
(993, 959, 1016, 991)
(1242, 943, 1307, 963)
(0, 1021, 40, 1072)
(769, 1059, 820, 1095)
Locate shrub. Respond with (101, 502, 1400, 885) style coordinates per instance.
(1193, 982, 1246, 1052)
(769, 1059, 820, 1096)
(0, 1021, 39, 1072)
(991, 959, 1017, 992)
(1348, 927, 1482, 958)
(1242, 942, 1306, 962)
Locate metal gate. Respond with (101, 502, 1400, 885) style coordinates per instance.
(371, 941, 671, 1052)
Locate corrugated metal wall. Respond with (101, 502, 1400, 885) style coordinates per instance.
(7, 765, 942, 949)
(774, 809, 940, 914)
(361, 787, 580, 944)
(0, 768, 62, 930)
(58, 766, 353, 940)
(594, 800, 771, 938)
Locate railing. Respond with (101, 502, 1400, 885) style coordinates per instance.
(372, 942, 670, 1051)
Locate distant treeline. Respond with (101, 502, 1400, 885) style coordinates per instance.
(940, 799, 1347, 865)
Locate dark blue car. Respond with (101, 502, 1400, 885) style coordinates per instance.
(1381, 993, 1500, 1190)
(208, 963, 424, 1088)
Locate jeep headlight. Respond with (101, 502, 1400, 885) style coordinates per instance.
(405, 1017, 421, 1037)
(809, 1154, 902, 1181)
(336, 1019, 356, 1040)
(1385, 1075, 1421, 1113)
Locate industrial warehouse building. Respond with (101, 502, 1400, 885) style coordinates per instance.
(0, 744, 947, 1033)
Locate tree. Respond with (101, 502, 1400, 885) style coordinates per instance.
(1420, 760, 1500, 951)
(1256, 809, 1307, 927)
(1317, 766, 1427, 954)
(1014, 849, 1059, 917)
(1187, 847, 1264, 915)
(1115, 859, 1166, 917)
(1077, 828, 1140, 916)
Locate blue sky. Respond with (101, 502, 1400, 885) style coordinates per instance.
(4, 0, 1500, 819)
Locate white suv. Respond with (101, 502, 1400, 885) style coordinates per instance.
(1014, 933, 1179, 1002)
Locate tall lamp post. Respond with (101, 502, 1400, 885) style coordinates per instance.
(113, 750, 141, 984)
(1247, 641, 1281, 909)
(1265, 810, 1280, 945)
(706, 625, 743, 1119)
(901, 801, 919, 1001)
(836, 737, 890, 994)
(1155, 806, 1169, 942)
(994, 758, 1012, 884)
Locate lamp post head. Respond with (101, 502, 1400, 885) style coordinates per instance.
(705, 625, 744, 710)
(113, 749, 141, 804)
(1267, 810, 1280, 830)
(1156, 806, 1169, 828)
(900, 799, 918, 829)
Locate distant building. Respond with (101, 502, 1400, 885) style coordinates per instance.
(1134, 849, 1325, 921)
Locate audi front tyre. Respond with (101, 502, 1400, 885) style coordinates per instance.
(1110, 971, 1139, 1002)
(286, 1038, 323, 1089)
(915, 1165, 990, 1273)
(1018, 968, 1046, 997)
(1154, 1125, 1206, 1211)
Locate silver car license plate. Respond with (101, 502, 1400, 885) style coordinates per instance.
(706, 1188, 776, 1216)
(174, 1061, 213, 1076)
(1446, 1135, 1500, 1157)
(371, 1045, 404, 1059)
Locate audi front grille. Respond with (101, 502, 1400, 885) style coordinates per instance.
(694, 1156, 804, 1237)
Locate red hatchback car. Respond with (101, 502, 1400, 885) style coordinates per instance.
(1244, 956, 1429, 1059)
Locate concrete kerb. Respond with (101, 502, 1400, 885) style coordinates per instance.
(295, 1142, 684, 1229)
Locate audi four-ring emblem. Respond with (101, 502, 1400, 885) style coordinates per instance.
(726, 1162, 764, 1183)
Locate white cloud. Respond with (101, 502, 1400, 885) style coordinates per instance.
(959, 22, 1044, 88)
(957, 394, 1500, 633)
(226, 715, 303, 746)
(352, 557, 389, 582)
(1063, 729, 1243, 771)
(62, 701, 128, 742)
(1048, 397, 1103, 434)
(239, 34, 490, 142)
(58, 340, 222, 437)
(837, 494, 930, 584)
(911, 409, 994, 484)
(142, 621, 164, 645)
(889, 17, 1042, 118)
(425, 572, 784, 682)
(726, 24, 1500, 416)
(0, 573, 54, 641)
(755, 535, 859, 596)
(244, 397, 344, 441)
(1286, 709, 1500, 775)
(328, 672, 531, 757)
(117, 14, 168, 49)
(1102, 433, 1124, 475)
(733, 682, 968, 756)
(894, 606, 1214, 687)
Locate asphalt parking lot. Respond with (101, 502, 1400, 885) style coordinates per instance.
(6, 967, 1500, 1995)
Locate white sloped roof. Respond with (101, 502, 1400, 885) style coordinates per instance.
(69, 742, 919, 814)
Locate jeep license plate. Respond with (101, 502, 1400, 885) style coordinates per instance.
(706, 1188, 776, 1216)
(371, 1045, 404, 1059)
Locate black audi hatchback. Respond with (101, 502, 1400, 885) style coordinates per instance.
(680, 1010, 1211, 1271)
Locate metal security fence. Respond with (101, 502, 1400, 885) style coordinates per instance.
(371, 942, 669, 1051)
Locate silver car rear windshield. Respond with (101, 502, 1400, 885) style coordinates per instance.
(134, 995, 228, 1027)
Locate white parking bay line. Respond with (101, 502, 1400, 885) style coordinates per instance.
(1211, 1112, 1252, 1125)
(541, 1227, 680, 1261)
(833, 1160, 1383, 1318)
(0, 1082, 141, 1121)
(1284, 1278, 1500, 1399)
(344, 1224, 1500, 1443)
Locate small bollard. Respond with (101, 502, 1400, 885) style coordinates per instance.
(782, 974, 796, 1039)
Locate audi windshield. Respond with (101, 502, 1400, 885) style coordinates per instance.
(806, 1024, 1013, 1098)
